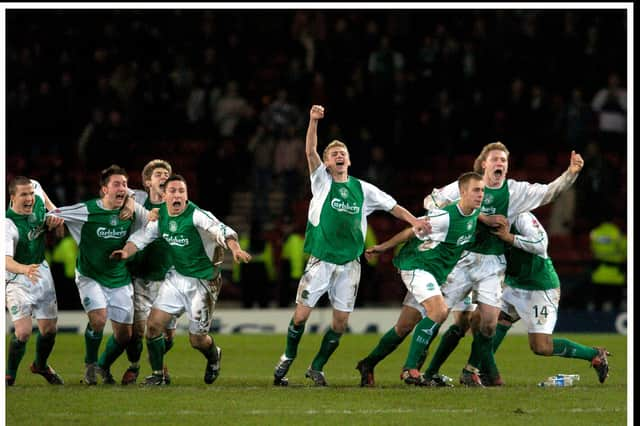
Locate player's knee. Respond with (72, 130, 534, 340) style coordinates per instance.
(14, 329, 32, 342)
(428, 307, 448, 324)
(394, 323, 415, 338)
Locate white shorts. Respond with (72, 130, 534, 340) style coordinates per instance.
(400, 269, 443, 306)
(76, 271, 134, 324)
(501, 286, 560, 334)
(441, 252, 506, 308)
(133, 277, 176, 329)
(5, 260, 57, 322)
(450, 293, 477, 312)
(401, 291, 427, 318)
(152, 270, 222, 335)
(295, 256, 361, 312)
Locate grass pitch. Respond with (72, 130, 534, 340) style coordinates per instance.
(5, 333, 627, 425)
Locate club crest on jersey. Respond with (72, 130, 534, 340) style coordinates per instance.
(483, 194, 494, 205)
(169, 221, 178, 232)
(27, 213, 37, 224)
(466, 220, 474, 231)
(339, 187, 349, 199)
(109, 215, 118, 226)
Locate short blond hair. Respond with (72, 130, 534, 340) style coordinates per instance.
(142, 159, 172, 185)
(473, 142, 509, 174)
(322, 140, 349, 161)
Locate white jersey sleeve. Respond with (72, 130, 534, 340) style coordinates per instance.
(4, 218, 19, 257)
(361, 179, 397, 216)
(47, 202, 90, 244)
(506, 179, 551, 219)
(128, 220, 159, 251)
(132, 189, 149, 206)
(30, 179, 46, 201)
(424, 180, 459, 210)
(423, 209, 450, 243)
(193, 208, 238, 249)
(512, 212, 549, 258)
(131, 203, 150, 233)
(307, 164, 333, 227)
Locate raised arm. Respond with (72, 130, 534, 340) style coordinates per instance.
(540, 150, 584, 205)
(305, 105, 324, 174)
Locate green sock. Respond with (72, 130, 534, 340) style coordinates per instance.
(284, 318, 305, 359)
(126, 335, 143, 364)
(467, 332, 498, 377)
(34, 332, 56, 369)
(492, 323, 511, 354)
(84, 324, 103, 364)
(403, 317, 441, 370)
(146, 335, 165, 372)
(311, 328, 342, 371)
(198, 338, 219, 363)
(362, 327, 406, 367)
(98, 335, 126, 370)
(424, 324, 464, 376)
(164, 337, 174, 354)
(7, 334, 27, 378)
(552, 338, 598, 360)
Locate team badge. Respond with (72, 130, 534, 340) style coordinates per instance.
(467, 220, 473, 231)
(109, 215, 118, 226)
(83, 296, 91, 307)
(426, 283, 435, 291)
(483, 194, 494, 205)
(301, 290, 309, 299)
(27, 213, 37, 224)
(339, 188, 349, 199)
(169, 221, 178, 232)
(10, 305, 18, 315)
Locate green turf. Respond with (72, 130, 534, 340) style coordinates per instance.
(5, 333, 627, 425)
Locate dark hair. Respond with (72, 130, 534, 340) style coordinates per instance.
(165, 174, 188, 187)
(8, 176, 32, 195)
(100, 164, 128, 187)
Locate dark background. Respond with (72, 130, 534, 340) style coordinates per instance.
(5, 8, 629, 312)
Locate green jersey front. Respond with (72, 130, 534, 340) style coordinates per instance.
(393, 203, 480, 284)
(303, 165, 396, 265)
(126, 196, 172, 281)
(428, 178, 560, 256)
(504, 212, 560, 291)
(49, 199, 148, 288)
(129, 201, 237, 280)
(5, 180, 47, 265)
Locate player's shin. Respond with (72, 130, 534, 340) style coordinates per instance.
(404, 317, 441, 369)
(34, 332, 56, 369)
(310, 328, 342, 371)
(424, 324, 464, 376)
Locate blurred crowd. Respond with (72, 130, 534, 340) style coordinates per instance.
(6, 9, 628, 310)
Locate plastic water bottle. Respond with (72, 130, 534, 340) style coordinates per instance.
(538, 374, 580, 387)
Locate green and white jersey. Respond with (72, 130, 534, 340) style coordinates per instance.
(504, 211, 560, 291)
(393, 203, 480, 284)
(427, 178, 554, 255)
(5, 179, 47, 265)
(126, 191, 172, 281)
(48, 199, 148, 288)
(303, 165, 396, 265)
(128, 201, 237, 280)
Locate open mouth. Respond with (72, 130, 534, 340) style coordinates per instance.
(336, 161, 345, 166)
(493, 169, 503, 178)
(172, 201, 181, 208)
(115, 193, 126, 201)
